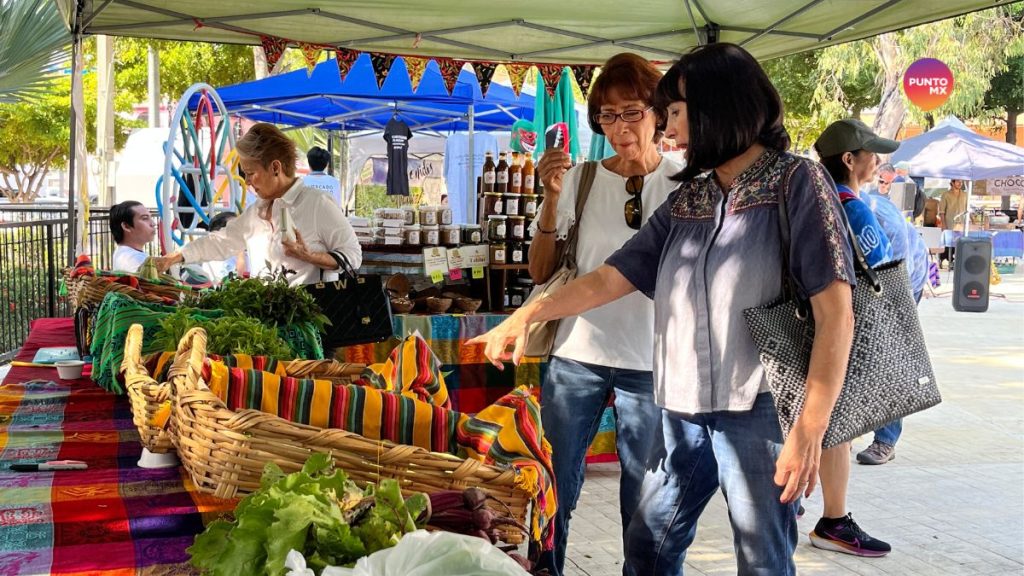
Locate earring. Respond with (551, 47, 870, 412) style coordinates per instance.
(275, 171, 279, 176)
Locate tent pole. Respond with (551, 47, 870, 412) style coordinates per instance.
(467, 105, 475, 224)
(964, 180, 972, 236)
(327, 131, 334, 176)
(340, 132, 350, 214)
(66, 3, 83, 267)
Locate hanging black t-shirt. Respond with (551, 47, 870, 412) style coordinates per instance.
(384, 117, 412, 196)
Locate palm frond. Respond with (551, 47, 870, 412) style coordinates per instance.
(0, 0, 72, 103)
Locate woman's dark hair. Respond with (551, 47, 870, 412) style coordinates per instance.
(818, 152, 858, 186)
(110, 200, 143, 244)
(587, 53, 665, 136)
(656, 43, 790, 181)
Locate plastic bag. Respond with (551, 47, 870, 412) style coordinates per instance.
(301, 530, 531, 576)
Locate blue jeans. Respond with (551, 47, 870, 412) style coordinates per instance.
(624, 393, 797, 576)
(873, 419, 902, 446)
(536, 356, 662, 576)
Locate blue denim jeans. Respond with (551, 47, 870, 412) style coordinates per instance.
(536, 356, 662, 576)
(624, 393, 797, 576)
(873, 418, 902, 446)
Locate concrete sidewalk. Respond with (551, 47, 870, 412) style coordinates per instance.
(565, 274, 1024, 575)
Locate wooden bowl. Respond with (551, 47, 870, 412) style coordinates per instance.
(385, 274, 411, 298)
(390, 297, 414, 314)
(425, 297, 452, 314)
(454, 297, 482, 314)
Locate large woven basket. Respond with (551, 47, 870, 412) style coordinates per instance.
(122, 324, 366, 454)
(65, 270, 189, 309)
(164, 327, 531, 543)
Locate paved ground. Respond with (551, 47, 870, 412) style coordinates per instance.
(563, 271, 1024, 575)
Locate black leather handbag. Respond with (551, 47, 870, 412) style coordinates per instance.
(743, 163, 940, 449)
(304, 251, 393, 349)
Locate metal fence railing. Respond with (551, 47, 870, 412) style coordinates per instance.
(0, 206, 160, 363)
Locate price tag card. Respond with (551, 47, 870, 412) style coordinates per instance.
(446, 247, 466, 271)
(472, 266, 485, 279)
(422, 247, 450, 282)
(449, 268, 463, 281)
(460, 244, 490, 268)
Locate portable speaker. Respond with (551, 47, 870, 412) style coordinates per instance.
(952, 236, 992, 312)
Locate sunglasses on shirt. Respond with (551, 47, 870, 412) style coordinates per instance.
(624, 175, 644, 230)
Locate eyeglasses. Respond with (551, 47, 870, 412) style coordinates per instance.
(624, 175, 644, 230)
(592, 106, 653, 126)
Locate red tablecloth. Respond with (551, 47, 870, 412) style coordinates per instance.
(0, 318, 235, 575)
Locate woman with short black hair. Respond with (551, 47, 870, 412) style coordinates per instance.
(471, 43, 857, 575)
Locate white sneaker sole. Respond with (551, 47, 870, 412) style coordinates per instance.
(809, 531, 891, 558)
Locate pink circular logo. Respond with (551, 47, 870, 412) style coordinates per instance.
(903, 58, 954, 111)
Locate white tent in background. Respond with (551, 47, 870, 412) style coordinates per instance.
(891, 116, 1024, 181)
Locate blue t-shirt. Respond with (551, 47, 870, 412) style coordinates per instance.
(837, 184, 892, 267)
(866, 192, 929, 296)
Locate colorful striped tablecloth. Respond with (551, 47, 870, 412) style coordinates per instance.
(338, 313, 618, 462)
(0, 318, 236, 575)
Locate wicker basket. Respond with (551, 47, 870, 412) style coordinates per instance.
(165, 327, 531, 543)
(122, 325, 366, 454)
(65, 271, 189, 309)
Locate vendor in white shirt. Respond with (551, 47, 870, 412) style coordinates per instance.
(303, 146, 343, 207)
(154, 123, 361, 286)
(110, 200, 156, 273)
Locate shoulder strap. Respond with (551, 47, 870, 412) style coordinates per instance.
(776, 159, 879, 307)
(561, 161, 598, 268)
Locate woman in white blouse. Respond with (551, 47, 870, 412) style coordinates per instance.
(154, 123, 361, 285)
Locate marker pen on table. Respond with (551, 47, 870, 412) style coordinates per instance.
(9, 460, 88, 472)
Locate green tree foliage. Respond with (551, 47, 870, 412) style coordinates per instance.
(115, 38, 255, 107)
(983, 55, 1023, 144)
(0, 0, 70, 103)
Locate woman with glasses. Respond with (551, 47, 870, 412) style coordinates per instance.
(472, 43, 856, 575)
(525, 52, 682, 576)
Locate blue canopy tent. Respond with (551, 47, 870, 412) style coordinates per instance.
(188, 54, 534, 222)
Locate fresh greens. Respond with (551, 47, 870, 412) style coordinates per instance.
(188, 454, 428, 576)
(189, 270, 329, 332)
(154, 308, 295, 359)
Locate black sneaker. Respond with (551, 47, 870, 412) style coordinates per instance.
(809, 513, 891, 557)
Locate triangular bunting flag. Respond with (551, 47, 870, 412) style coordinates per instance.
(370, 52, 397, 89)
(504, 63, 531, 97)
(437, 58, 466, 95)
(298, 43, 321, 77)
(405, 57, 430, 92)
(472, 62, 498, 97)
(335, 48, 359, 83)
(570, 65, 596, 97)
(260, 36, 288, 74)
(538, 64, 565, 98)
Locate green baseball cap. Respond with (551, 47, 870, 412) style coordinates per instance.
(814, 119, 899, 158)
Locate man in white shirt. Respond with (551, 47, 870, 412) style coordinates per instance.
(303, 146, 343, 207)
(110, 201, 156, 273)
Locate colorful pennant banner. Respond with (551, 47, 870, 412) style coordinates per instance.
(260, 36, 288, 74)
(437, 58, 466, 95)
(298, 43, 321, 77)
(335, 48, 360, 83)
(570, 65, 596, 97)
(370, 52, 397, 89)
(472, 62, 498, 97)
(538, 64, 565, 98)
(405, 57, 430, 92)
(504, 63, 532, 98)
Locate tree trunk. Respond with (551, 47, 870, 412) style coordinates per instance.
(871, 34, 906, 141)
(253, 46, 269, 80)
(1007, 110, 1018, 145)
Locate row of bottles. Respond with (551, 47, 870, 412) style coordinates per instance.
(482, 151, 535, 195)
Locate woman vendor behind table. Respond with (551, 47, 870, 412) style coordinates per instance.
(154, 122, 361, 286)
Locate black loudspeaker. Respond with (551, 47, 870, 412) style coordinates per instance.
(952, 236, 992, 312)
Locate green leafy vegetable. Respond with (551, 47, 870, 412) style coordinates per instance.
(154, 308, 295, 359)
(188, 270, 329, 332)
(188, 454, 428, 576)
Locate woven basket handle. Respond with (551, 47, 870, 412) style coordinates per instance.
(121, 324, 148, 378)
(168, 327, 209, 393)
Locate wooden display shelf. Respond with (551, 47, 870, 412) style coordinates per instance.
(490, 263, 530, 271)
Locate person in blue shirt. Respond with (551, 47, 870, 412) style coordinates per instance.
(811, 118, 898, 558)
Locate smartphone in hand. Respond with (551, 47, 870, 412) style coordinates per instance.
(545, 123, 570, 154)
